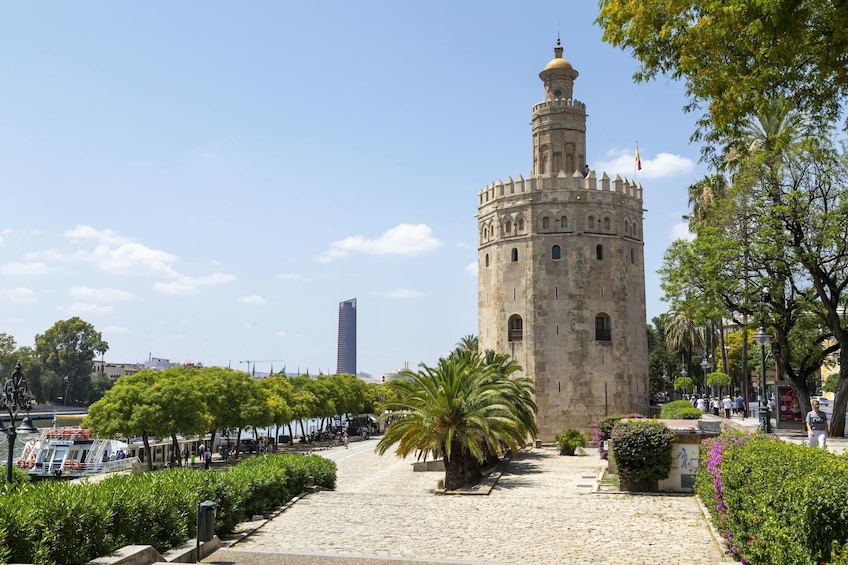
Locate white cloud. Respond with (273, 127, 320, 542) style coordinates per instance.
(26, 225, 180, 278)
(465, 261, 478, 276)
(0, 262, 49, 276)
(153, 272, 236, 295)
(277, 273, 305, 280)
(69, 286, 136, 302)
(102, 325, 131, 335)
(671, 222, 695, 242)
(384, 288, 425, 299)
(593, 148, 694, 180)
(238, 294, 267, 305)
(0, 287, 38, 304)
(58, 302, 113, 315)
(316, 223, 442, 262)
(276, 331, 286, 337)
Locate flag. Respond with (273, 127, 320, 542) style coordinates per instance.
(635, 145, 642, 171)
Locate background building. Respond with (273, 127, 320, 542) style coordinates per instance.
(337, 298, 357, 375)
(477, 42, 649, 440)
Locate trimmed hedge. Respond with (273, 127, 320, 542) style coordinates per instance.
(659, 399, 703, 420)
(0, 453, 336, 565)
(696, 433, 848, 564)
(610, 419, 674, 483)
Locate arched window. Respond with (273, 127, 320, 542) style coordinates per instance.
(588, 216, 595, 229)
(508, 315, 523, 342)
(596, 244, 604, 260)
(505, 221, 512, 234)
(630, 249, 635, 264)
(542, 216, 550, 229)
(560, 215, 568, 229)
(624, 219, 630, 234)
(603, 217, 611, 230)
(518, 218, 525, 231)
(490, 226, 494, 238)
(595, 314, 611, 341)
(552, 245, 561, 260)
(511, 248, 518, 262)
(485, 253, 490, 267)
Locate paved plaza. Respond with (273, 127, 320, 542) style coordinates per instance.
(204, 440, 727, 565)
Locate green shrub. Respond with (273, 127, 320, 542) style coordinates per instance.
(610, 419, 674, 483)
(0, 452, 337, 565)
(659, 399, 702, 419)
(9, 465, 31, 485)
(592, 413, 645, 459)
(696, 433, 848, 565)
(555, 429, 587, 455)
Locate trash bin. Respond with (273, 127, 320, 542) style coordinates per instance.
(197, 500, 216, 542)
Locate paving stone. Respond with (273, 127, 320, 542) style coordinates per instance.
(216, 443, 727, 564)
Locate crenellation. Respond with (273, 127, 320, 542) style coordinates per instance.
(478, 170, 643, 213)
(599, 172, 610, 192)
(531, 98, 586, 113)
(585, 170, 596, 191)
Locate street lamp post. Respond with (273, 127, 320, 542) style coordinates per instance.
(0, 361, 33, 483)
(753, 287, 772, 433)
(701, 355, 710, 396)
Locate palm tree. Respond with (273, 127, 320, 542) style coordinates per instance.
(663, 310, 705, 389)
(686, 174, 730, 229)
(376, 352, 537, 490)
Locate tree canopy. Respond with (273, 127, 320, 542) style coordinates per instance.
(596, 0, 848, 151)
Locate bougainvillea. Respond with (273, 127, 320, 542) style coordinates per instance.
(592, 413, 645, 460)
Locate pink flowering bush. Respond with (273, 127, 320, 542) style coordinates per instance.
(695, 433, 848, 564)
(592, 413, 645, 460)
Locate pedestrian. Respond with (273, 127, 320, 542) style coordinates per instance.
(204, 447, 212, 469)
(722, 395, 732, 418)
(735, 394, 745, 418)
(805, 399, 829, 448)
(190, 451, 196, 467)
(342, 431, 349, 449)
(696, 396, 706, 412)
(712, 397, 721, 416)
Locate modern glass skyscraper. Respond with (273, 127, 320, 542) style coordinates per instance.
(337, 298, 357, 375)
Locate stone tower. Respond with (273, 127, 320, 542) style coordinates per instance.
(477, 42, 649, 441)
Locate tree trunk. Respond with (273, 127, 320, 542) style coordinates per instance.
(171, 432, 182, 466)
(234, 427, 243, 458)
(442, 444, 483, 490)
(142, 432, 153, 472)
(287, 423, 295, 444)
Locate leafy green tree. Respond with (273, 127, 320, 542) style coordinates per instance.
(35, 317, 108, 406)
(376, 352, 537, 490)
(85, 370, 162, 471)
(673, 377, 695, 395)
(149, 368, 212, 465)
(262, 374, 294, 443)
(0, 333, 17, 376)
(705, 371, 731, 397)
(596, 0, 848, 149)
(824, 373, 840, 394)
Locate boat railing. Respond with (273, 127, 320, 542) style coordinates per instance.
(83, 457, 139, 475)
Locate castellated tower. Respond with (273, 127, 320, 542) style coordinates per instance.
(477, 43, 649, 441)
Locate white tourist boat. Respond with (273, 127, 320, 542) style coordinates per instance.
(15, 426, 137, 479)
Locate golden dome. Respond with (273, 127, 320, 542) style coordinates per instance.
(544, 56, 573, 71)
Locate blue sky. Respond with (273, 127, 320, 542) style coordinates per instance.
(0, 2, 704, 377)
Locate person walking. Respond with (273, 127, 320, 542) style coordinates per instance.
(204, 447, 212, 469)
(735, 394, 745, 418)
(722, 395, 732, 418)
(342, 431, 349, 449)
(805, 399, 830, 448)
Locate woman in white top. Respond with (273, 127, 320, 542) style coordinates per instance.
(805, 399, 829, 448)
